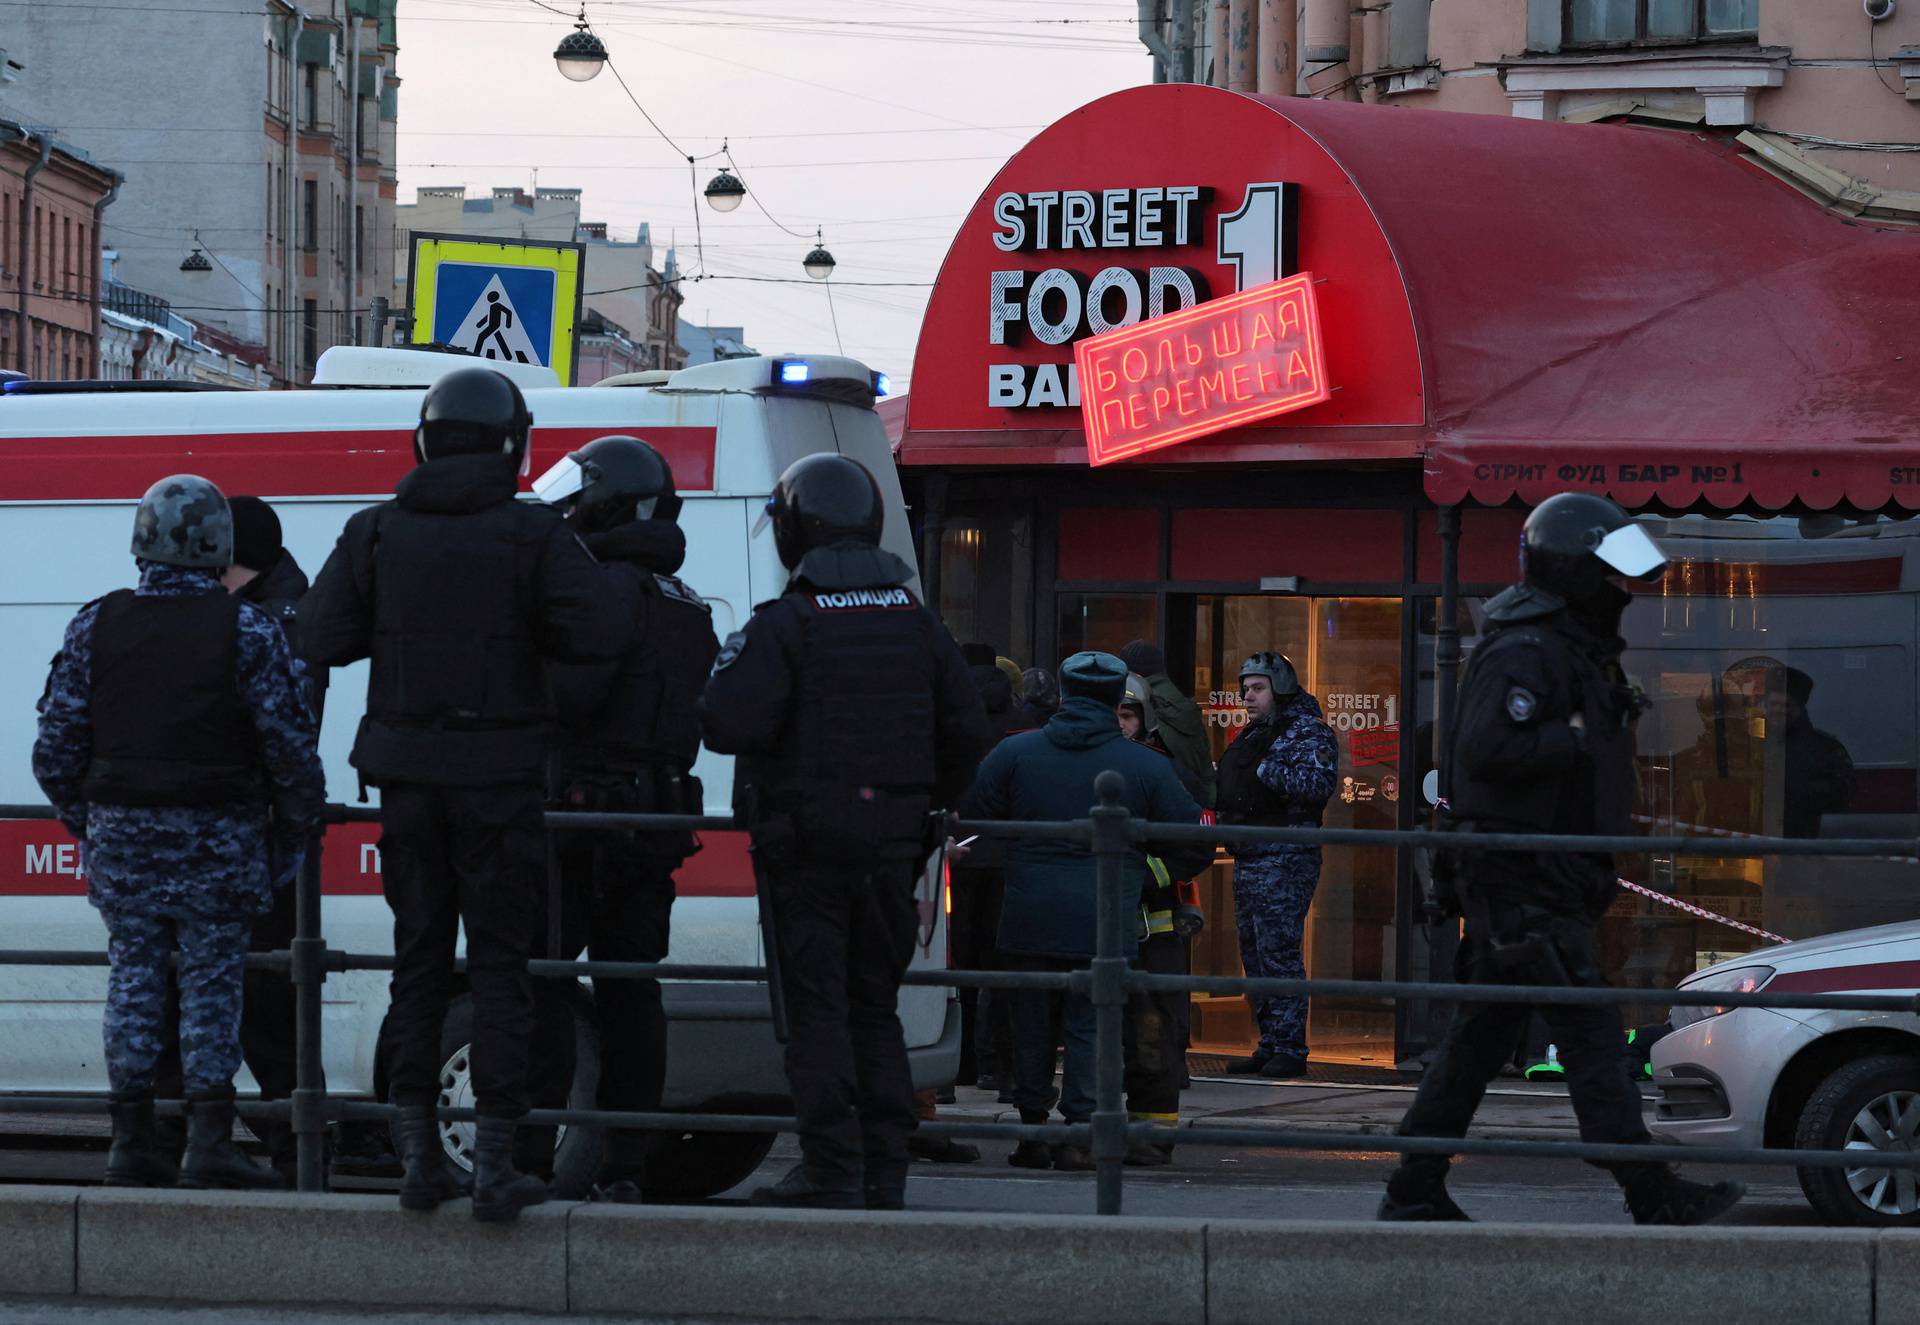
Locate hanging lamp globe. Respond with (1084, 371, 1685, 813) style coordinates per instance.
(179, 248, 212, 273)
(554, 21, 607, 82)
(802, 243, 836, 281)
(704, 169, 746, 213)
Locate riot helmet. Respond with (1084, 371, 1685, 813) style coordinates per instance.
(761, 453, 884, 570)
(532, 434, 680, 533)
(1120, 671, 1159, 741)
(131, 474, 232, 569)
(1238, 651, 1300, 700)
(1520, 492, 1667, 602)
(414, 366, 533, 466)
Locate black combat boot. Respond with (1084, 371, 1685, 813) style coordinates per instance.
(1621, 1165, 1746, 1226)
(469, 1116, 550, 1223)
(104, 1093, 177, 1188)
(178, 1091, 284, 1191)
(513, 1123, 558, 1185)
(394, 1104, 465, 1212)
(864, 1161, 908, 1211)
(1377, 1160, 1473, 1222)
(748, 1163, 861, 1209)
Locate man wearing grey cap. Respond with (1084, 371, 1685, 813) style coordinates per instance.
(964, 650, 1210, 1170)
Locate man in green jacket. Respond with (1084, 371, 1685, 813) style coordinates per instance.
(1120, 641, 1215, 808)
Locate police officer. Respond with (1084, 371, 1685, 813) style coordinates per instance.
(1380, 492, 1744, 1226)
(32, 475, 323, 1191)
(700, 453, 989, 1211)
(302, 366, 630, 1222)
(520, 436, 719, 1201)
(1215, 652, 1337, 1079)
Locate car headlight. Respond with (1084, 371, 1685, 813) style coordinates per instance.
(1670, 965, 1774, 1030)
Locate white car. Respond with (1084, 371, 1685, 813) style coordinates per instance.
(1651, 920, 1920, 1225)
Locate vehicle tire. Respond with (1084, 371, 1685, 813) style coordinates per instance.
(642, 1129, 778, 1202)
(422, 994, 604, 1199)
(1793, 1053, 1920, 1227)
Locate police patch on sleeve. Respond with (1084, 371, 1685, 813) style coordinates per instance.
(1505, 686, 1539, 723)
(712, 630, 748, 673)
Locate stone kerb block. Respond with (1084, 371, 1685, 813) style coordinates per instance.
(0, 1186, 78, 1297)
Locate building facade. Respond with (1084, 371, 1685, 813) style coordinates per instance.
(0, 119, 118, 378)
(2, 0, 401, 386)
(1149, 1, 1920, 210)
(896, 84, 1920, 1069)
(678, 322, 756, 366)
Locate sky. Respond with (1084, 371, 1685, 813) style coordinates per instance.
(397, 0, 1152, 390)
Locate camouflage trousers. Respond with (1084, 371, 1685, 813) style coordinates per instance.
(1231, 849, 1321, 1062)
(102, 909, 251, 1097)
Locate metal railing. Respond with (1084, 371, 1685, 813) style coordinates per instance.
(4, 776, 1920, 1216)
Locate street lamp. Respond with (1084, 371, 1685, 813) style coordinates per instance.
(704, 169, 745, 213)
(179, 247, 211, 273)
(554, 6, 607, 83)
(802, 229, 835, 281)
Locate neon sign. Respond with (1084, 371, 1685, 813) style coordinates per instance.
(1073, 272, 1330, 467)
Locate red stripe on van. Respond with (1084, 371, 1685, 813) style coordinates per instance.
(0, 817, 753, 900)
(0, 426, 717, 500)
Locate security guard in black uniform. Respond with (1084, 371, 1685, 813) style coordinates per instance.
(700, 453, 989, 1211)
(302, 366, 629, 1222)
(520, 436, 719, 1201)
(1381, 492, 1744, 1226)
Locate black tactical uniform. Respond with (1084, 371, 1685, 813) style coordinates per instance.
(700, 453, 989, 1211)
(302, 367, 629, 1222)
(1382, 493, 1744, 1227)
(521, 436, 719, 1200)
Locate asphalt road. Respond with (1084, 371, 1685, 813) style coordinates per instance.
(0, 1104, 1820, 1228)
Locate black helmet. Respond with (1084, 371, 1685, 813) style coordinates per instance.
(131, 473, 231, 568)
(531, 435, 680, 532)
(414, 366, 533, 465)
(1238, 651, 1300, 699)
(764, 453, 883, 569)
(1521, 492, 1667, 602)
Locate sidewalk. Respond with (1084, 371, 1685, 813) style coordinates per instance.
(942, 1065, 1642, 1142)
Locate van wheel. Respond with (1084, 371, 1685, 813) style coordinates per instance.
(427, 994, 604, 1200)
(643, 1129, 778, 1202)
(1793, 1053, 1920, 1226)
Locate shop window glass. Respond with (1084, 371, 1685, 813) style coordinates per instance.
(1191, 594, 1403, 1065)
(940, 524, 983, 648)
(1056, 593, 1156, 662)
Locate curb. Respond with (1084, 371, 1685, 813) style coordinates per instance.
(0, 1186, 1911, 1324)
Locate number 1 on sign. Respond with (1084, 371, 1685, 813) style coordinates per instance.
(1216, 182, 1299, 291)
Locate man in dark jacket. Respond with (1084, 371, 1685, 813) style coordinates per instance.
(965, 651, 1208, 1171)
(701, 453, 989, 1210)
(1013, 667, 1059, 734)
(1381, 493, 1742, 1227)
(302, 366, 630, 1222)
(521, 436, 720, 1200)
(1119, 640, 1215, 807)
(950, 643, 1016, 1097)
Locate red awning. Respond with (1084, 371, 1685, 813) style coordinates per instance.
(899, 89, 1920, 512)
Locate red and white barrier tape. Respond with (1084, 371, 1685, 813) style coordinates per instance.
(1612, 877, 1787, 946)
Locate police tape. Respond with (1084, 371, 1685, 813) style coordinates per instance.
(1613, 876, 1788, 945)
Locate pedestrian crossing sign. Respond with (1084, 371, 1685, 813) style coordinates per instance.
(406, 232, 586, 384)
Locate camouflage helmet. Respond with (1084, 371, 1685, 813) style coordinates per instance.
(1238, 651, 1300, 699)
(130, 474, 232, 568)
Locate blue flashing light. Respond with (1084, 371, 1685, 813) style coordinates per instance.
(874, 372, 892, 398)
(778, 360, 811, 384)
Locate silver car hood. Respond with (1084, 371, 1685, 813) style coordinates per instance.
(1684, 917, 1920, 984)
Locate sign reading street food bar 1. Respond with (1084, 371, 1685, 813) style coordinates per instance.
(1073, 273, 1330, 466)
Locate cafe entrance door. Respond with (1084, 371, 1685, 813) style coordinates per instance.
(1187, 595, 1403, 1066)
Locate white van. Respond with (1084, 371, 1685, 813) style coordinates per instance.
(0, 348, 957, 1199)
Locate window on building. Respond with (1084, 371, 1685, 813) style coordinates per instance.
(303, 179, 317, 252)
(266, 166, 274, 241)
(304, 61, 318, 128)
(355, 205, 364, 272)
(1562, 0, 1757, 46)
(61, 215, 71, 293)
(33, 204, 42, 288)
(302, 296, 317, 367)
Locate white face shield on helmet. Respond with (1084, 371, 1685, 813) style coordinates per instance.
(1595, 523, 1667, 581)
(531, 454, 585, 506)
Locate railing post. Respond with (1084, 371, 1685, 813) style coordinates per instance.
(290, 839, 329, 1193)
(1089, 770, 1131, 1216)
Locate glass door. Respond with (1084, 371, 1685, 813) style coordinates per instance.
(1189, 595, 1403, 1066)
